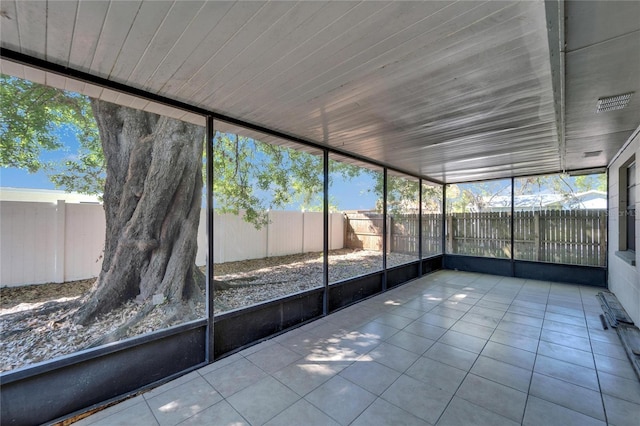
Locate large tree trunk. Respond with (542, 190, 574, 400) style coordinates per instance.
(75, 100, 205, 325)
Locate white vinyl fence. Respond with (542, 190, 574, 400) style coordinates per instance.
(1, 200, 344, 287)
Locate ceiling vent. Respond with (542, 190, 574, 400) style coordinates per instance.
(583, 150, 602, 158)
(596, 93, 633, 113)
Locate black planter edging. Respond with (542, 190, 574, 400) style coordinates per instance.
(328, 272, 384, 312)
(444, 255, 513, 277)
(1, 322, 206, 426)
(213, 288, 324, 358)
(387, 262, 420, 289)
(514, 260, 607, 287)
(444, 254, 607, 287)
(421, 255, 444, 275)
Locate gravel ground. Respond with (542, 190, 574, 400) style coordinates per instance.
(0, 249, 417, 372)
(214, 249, 417, 311)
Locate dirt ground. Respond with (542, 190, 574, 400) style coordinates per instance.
(1, 279, 94, 311)
(0, 249, 415, 372)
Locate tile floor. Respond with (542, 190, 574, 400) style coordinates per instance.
(75, 271, 640, 425)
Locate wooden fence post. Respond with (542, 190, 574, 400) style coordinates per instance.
(534, 211, 540, 262)
(599, 211, 607, 266)
(54, 200, 66, 283)
(447, 214, 453, 253)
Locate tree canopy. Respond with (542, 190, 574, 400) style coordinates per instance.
(0, 75, 104, 194)
(446, 173, 607, 213)
(213, 133, 327, 227)
(3, 72, 425, 229)
(1, 74, 369, 228)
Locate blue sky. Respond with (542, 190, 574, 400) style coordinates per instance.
(0, 131, 76, 189)
(1, 164, 379, 211)
(0, 131, 379, 211)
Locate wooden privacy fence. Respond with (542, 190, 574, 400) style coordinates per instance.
(0, 201, 345, 287)
(345, 213, 384, 251)
(448, 209, 607, 266)
(512, 209, 607, 266)
(390, 213, 442, 256)
(447, 212, 512, 259)
(346, 210, 606, 267)
(344, 212, 442, 256)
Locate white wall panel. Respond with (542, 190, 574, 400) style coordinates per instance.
(608, 128, 640, 325)
(330, 213, 345, 250)
(64, 204, 105, 282)
(0, 201, 57, 286)
(1, 203, 345, 286)
(213, 212, 268, 264)
(267, 211, 303, 257)
(302, 212, 323, 253)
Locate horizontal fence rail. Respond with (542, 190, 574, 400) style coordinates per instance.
(0, 201, 344, 287)
(513, 209, 607, 266)
(447, 211, 512, 259)
(449, 209, 607, 266)
(345, 210, 606, 267)
(344, 212, 442, 257)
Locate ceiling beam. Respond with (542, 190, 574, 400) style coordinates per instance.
(544, 0, 567, 172)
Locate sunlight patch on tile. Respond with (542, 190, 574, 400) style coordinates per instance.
(159, 401, 179, 412)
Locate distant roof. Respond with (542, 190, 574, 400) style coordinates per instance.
(0, 187, 102, 204)
(484, 190, 606, 210)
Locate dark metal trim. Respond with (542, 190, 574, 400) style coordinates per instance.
(1, 325, 206, 426)
(0, 318, 206, 384)
(213, 287, 325, 321)
(444, 254, 608, 286)
(387, 261, 420, 288)
(418, 178, 423, 275)
(213, 289, 323, 358)
(442, 184, 447, 255)
(422, 253, 444, 261)
(444, 255, 513, 277)
(206, 116, 215, 362)
(0, 49, 210, 117)
(513, 260, 607, 287)
(386, 259, 421, 272)
(328, 273, 384, 312)
(510, 176, 515, 276)
(328, 267, 385, 287)
(323, 150, 329, 316)
(421, 255, 444, 275)
(48, 363, 205, 426)
(382, 169, 388, 290)
(0, 49, 443, 187)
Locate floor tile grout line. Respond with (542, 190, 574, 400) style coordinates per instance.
(136, 392, 159, 426)
(521, 281, 614, 425)
(582, 284, 611, 425)
(76, 274, 624, 425)
(350, 273, 473, 425)
(244, 278, 427, 425)
(430, 274, 516, 426)
(386, 275, 471, 424)
(346, 274, 449, 425)
(519, 276, 550, 425)
(141, 397, 161, 426)
(218, 397, 252, 426)
(138, 373, 226, 426)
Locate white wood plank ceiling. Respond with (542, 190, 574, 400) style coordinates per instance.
(1, 1, 638, 183)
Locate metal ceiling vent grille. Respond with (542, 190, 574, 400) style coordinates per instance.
(596, 92, 634, 113)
